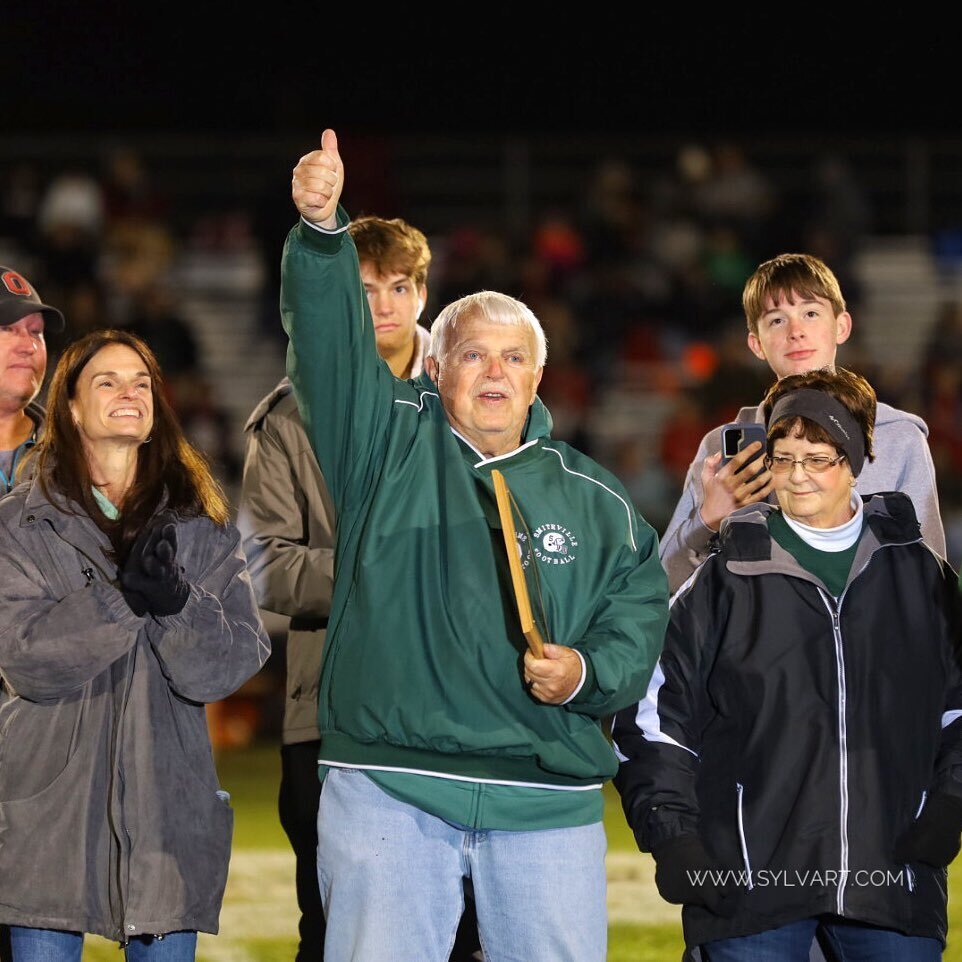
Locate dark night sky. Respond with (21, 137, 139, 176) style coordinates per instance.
(3, 9, 950, 136)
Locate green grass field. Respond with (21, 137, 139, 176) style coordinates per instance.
(77, 744, 962, 960)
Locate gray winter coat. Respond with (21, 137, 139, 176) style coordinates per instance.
(0, 480, 270, 941)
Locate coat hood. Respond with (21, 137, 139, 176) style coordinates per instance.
(717, 491, 924, 571)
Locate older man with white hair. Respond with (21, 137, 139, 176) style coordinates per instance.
(281, 130, 669, 962)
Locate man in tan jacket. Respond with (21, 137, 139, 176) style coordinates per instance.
(240, 216, 445, 961)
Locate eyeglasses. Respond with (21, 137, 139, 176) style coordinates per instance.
(764, 454, 847, 475)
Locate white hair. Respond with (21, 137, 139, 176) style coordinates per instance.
(429, 291, 547, 368)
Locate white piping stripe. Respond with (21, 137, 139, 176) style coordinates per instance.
(472, 439, 539, 468)
(668, 566, 703, 609)
(736, 783, 754, 889)
(613, 660, 699, 761)
(906, 790, 928, 892)
(301, 216, 350, 235)
(942, 710, 962, 730)
(819, 588, 850, 915)
(542, 447, 637, 551)
(393, 391, 439, 412)
(450, 429, 484, 458)
(613, 561, 713, 763)
(317, 759, 603, 792)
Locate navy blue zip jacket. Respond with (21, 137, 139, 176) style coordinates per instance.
(613, 493, 962, 948)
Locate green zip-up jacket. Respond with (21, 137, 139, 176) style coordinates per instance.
(282, 212, 669, 790)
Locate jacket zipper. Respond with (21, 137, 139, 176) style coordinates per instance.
(818, 589, 850, 915)
(906, 790, 928, 893)
(735, 782, 754, 890)
(79, 557, 138, 938)
(811, 541, 921, 914)
(728, 529, 921, 915)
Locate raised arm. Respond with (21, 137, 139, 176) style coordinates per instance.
(282, 129, 398, 511)
(660, 430, 772, 593)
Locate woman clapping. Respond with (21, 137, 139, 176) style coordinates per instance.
(0, 330, 269, 961)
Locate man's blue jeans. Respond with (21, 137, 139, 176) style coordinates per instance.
(703, 916, 941, 961)
(316, 766, 607, 962)
(9, 927, 197, 961)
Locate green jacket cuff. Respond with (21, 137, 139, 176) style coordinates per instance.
(296, 205, 351, 254)
(567, 650, 599, 709)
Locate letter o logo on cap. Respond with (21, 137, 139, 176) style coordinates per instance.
(1, 271, 31, 296)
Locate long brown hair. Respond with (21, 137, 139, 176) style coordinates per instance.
(34, 329, 228, 560)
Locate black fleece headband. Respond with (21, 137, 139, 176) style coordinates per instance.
(767, 388, 866, 477)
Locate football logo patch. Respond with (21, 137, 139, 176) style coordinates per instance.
(532, 523, 578, 566)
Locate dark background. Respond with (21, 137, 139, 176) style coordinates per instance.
(4, 10, 949, 135)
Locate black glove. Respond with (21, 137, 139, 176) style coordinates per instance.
(894, 793, 962, 868)
(651, 834, 739, 917)
(119, 523, 165, 616)
(121, 522, 190, 617)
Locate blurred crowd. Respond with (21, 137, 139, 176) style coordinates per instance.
(0, 149, 244, 488)
(420, 143, 873, 536)
(3, 138, 960, 563)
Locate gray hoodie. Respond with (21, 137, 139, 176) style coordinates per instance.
(0, 480, 270, 940)
(659, 401, 945, 593)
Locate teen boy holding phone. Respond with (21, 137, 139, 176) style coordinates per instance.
(659, 253, 945, 593)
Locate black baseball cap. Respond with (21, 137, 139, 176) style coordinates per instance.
(0, 267, 65, 332)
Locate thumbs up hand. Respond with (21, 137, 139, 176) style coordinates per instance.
(292, 128, 343, 229)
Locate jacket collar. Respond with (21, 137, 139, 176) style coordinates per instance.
(22, 474, 75, 523)
(245, 378, 292, 431)
(719, 492, 924, 594)
(19, 473, 165, 535)
(16, 477, 116, 574)
(24, 400, 45, 437)
(409, 326, 430, 379)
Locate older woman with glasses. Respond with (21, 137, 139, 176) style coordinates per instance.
(614, 367, 962, 962)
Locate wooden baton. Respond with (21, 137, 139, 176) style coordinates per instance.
(491, 469, 545, 658)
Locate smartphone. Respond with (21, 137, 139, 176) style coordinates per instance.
(720, 422, 767, 469)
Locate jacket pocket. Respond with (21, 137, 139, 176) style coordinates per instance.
(124, 768, 235, 929)
(736, 782, 754, 890)
(0, 744, 95, 915)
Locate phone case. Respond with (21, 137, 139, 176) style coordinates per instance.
(720, 422, 767, 466)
